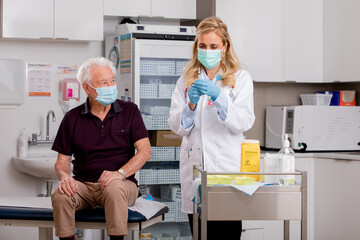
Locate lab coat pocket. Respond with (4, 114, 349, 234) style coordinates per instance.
(215, 146, 240, 172)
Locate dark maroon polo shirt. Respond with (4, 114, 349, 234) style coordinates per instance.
(52, 98, 148, 185)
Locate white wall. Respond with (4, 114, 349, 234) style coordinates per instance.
(0, 39, 102, 240)
(0, 17, 179, 240)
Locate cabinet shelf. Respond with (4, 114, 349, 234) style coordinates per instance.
(139, 169, 180, 184)
(148, 159, 179, 162)
(140, 97, 172, 100)
(141, 74, 182, 77)
(140, 182, 180, 185)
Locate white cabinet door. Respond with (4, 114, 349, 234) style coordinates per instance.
(151, 0, 196, 19)
(294, 157, 313, 240)
(54, 0, 103, 41)
(313, 158, 344, 240)
(242, 229, 264, 240)
(103, 0, 151, 17)
(343, 159, 360, 239)
(216, 0, 284, 82)
(341, 0, 360, 82)
(2, 0, 53, 39)
(295, 156, 360, 240)
(284, 0, 323, 82)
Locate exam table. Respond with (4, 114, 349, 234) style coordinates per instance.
(193, 165, 307, 240)
(0, 197, 168, 240)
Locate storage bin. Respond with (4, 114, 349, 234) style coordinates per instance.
(139, 185, 151, 196)
(175, 147, 180, 160)
(139, 169, 158, 184)
(140, 83, 158, 98)
(142, 115, 170, 130)
(140, 59, 158, 75)
(158, 84, 176, 98)
(174, 235, 192, 240)
(161, 185, 182, 202)
(140, 59, 175, 75)
(176, 60, 189, 75)
(151, 147, 175, 160)
(163, 201, 186, 222)
(157, 61, 176, 75)
(155, 233, 174, 240)
(142, 114, 156, 129)
(176, 208, 188, 222)
(300, 93, 333, 106)
(143, 106, 170, 115)
(157, 169, 180, 183)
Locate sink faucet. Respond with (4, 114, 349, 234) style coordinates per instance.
(46, 110, 56, 141)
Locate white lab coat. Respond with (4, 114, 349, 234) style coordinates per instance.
(168, 69, 255, 213)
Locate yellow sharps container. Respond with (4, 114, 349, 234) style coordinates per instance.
(240, 139, 260, 181)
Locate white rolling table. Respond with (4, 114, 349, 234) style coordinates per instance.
(193, 166, 307, 240)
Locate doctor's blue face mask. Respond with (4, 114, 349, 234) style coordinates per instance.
(197, 46, 225, 69)
(88, 83, 118, 106)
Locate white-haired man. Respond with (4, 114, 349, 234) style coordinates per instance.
(51, 57, 151, 240)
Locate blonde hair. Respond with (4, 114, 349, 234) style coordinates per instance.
(184, 17, 241, 88)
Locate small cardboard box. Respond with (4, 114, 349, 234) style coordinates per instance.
(330, 90, 356, 106)
(149, 130, 182, 146)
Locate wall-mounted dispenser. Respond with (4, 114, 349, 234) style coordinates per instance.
(59, 78, 80, 112)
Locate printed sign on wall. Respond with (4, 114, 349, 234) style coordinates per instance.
(26, 62, 52, 97)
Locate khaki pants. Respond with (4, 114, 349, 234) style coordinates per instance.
(51, 179, 138, 237)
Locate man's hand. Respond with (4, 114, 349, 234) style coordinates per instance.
(98, 170, 124, 190)
(57, 176, 78, 196)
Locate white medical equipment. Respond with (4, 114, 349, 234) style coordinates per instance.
(266, 105, 360, 151)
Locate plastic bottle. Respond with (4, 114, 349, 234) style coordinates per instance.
(279, 134, 295, 185)
(241, 139, 260, 181)
(18, 128, 28, 157)
(125, 88, 129, 101)
(263, 153, 280, 184)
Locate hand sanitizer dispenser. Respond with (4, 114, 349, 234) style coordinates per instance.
(279, 134, 295, 185)
(59, 78, 81, 112)
(18, 128, 28, 157)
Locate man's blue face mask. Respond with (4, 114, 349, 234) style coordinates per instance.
(89, 84, 118, 106)
(197, 46, 225, 69)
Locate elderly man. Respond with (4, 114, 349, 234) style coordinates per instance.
(51, 57, 151, 240)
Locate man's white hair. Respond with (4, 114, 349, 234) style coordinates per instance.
(77, 57, 116, 84)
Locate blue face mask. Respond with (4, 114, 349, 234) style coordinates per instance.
(197, 47, 224, 69)
(89, 84, 118, 106)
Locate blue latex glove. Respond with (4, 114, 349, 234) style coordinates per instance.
(187, 84, 203, 104)
(193, 79, 220, 101)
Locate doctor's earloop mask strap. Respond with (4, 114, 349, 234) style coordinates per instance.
(197, 46, 225, 69)
(88, 83, 118, 106)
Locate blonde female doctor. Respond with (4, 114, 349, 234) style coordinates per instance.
(168, 17, 255, 239)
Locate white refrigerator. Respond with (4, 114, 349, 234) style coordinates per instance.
(105, 23, 196, 236)
(106, 24, 195, 126)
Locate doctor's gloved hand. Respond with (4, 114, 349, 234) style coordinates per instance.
(188, 84, 203, 104)
(194, 79, 220, 101)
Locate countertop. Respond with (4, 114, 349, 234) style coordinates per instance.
(261, 151, 360, 161)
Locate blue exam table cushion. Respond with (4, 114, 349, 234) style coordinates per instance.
(0, 205, 168, 223)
